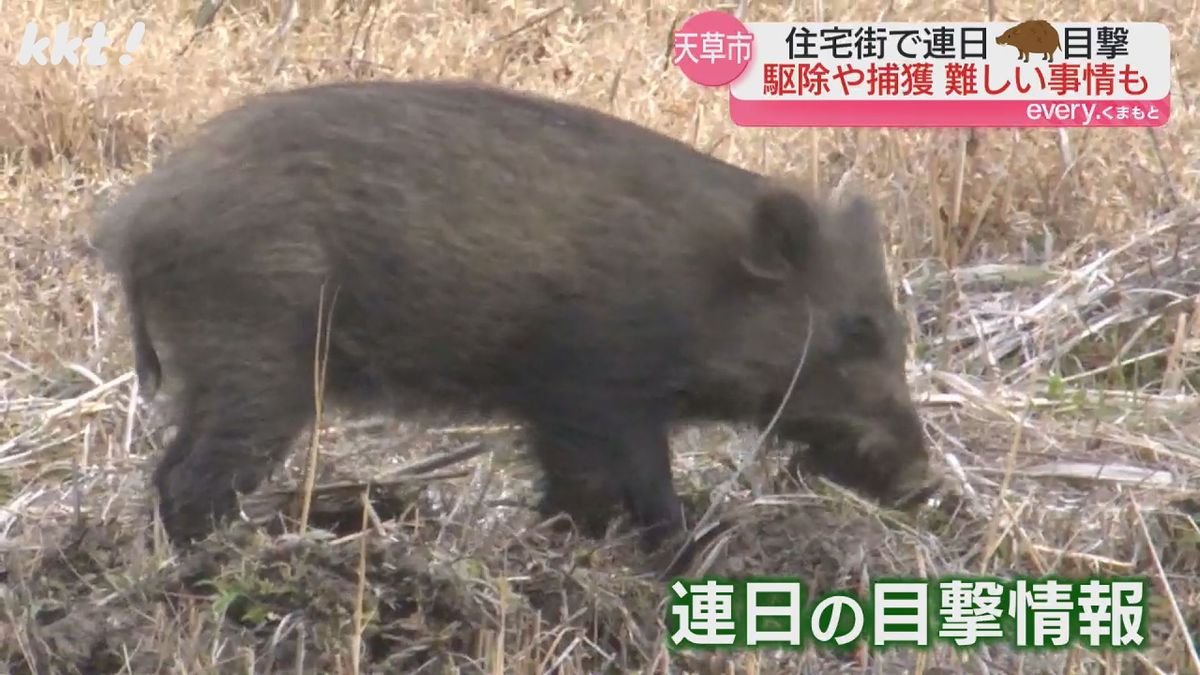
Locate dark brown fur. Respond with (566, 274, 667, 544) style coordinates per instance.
(92, 79, 933, 548)
(996, 20, 1061, 62)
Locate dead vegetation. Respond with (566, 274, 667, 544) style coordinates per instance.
(2, 0, 1199, 672)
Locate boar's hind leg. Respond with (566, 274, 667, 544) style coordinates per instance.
(152, 343, 316, 545)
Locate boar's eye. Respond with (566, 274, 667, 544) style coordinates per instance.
(838, 314, 883, 356)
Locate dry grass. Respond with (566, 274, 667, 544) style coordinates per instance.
(2, 0, 1199, 672)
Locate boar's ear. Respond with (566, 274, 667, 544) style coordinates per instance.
(834, 193, 893, 290)
(838, 194, 882, 235)
(834, 195, 885, 255)
(739, 189, 818, 283)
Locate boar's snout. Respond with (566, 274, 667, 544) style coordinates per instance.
(856, 408, 938, 508)
(787, 398, 936, 509)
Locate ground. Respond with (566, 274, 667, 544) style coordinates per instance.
(2, 0, 1199, 673)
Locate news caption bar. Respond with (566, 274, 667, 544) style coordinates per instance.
(671, 14, 1171, 127)
(667, 576, 1150, 651)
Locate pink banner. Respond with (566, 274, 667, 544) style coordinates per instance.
(729, 95, 1171, 128)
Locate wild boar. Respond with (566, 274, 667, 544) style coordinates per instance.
(92, 79, 934, 547)
(996, 19, 1061, 62)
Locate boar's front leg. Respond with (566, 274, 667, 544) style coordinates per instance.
(530, 426, 625, 538)
(516, 298, 687, 547)
(616, 412, 686, 546)
(526, 395, 684, 548)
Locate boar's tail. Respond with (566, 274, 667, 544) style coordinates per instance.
(125, 281, 162, 400)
